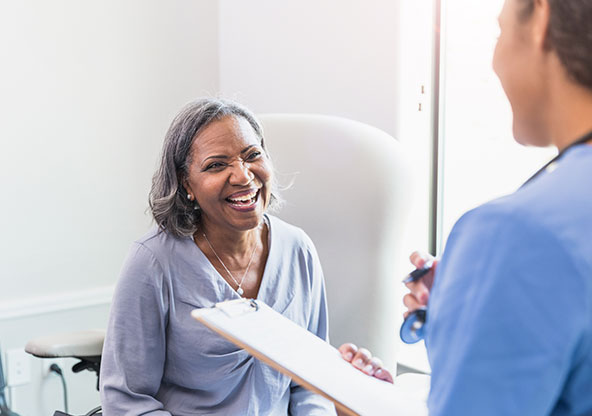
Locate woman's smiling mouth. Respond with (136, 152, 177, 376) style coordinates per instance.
(225, 189, 260, 211)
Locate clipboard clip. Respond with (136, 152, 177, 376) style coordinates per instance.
(215, 298, 259, 318)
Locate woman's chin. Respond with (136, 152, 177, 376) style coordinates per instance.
(223, 207, 266, 232)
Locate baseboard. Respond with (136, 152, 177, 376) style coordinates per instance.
(0, 286, 114, 321)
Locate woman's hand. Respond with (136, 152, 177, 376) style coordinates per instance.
(338, 252, 437, 385)
(338, 343, 394, 384)
(403, 251, 437, 318)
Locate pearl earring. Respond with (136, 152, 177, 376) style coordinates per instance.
(187, 194, 192, 201)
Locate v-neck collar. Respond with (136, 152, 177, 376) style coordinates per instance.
(189, 214, 281, 305)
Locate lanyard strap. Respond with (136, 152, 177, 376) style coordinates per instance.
(521, 130, 592, 187)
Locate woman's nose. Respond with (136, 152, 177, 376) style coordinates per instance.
(229, 160, 254, 184)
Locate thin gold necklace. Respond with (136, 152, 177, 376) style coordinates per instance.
(201, 232, 258, 297)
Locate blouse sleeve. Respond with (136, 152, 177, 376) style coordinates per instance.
(100, 242, 172, 416)
(288, 236, 337, 415)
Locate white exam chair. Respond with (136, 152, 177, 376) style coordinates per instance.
(260, 114, 412, 369)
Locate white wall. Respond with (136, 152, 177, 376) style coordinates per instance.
(0, 0, 219, 413)
(218, 0, 402, 137)
(0, 0, 219, 302)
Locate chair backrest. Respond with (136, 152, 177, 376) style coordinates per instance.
(260, 114, 411, 367)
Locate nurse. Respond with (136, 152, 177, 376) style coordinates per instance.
(341, 0, 592, 414)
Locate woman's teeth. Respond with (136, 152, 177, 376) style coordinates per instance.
(227, 190, 258, 204)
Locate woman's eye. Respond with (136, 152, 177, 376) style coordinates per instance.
(246, 151, 262, 161)
(205, 162, 225, 171)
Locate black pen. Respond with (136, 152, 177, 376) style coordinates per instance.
(402, 260, 434, 284)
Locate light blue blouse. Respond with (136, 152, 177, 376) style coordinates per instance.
(426, 145, 592, 415)
(100, 214, 336, 416)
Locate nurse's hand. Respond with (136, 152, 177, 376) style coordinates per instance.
(403, 251, 437, 318)
(338, 343, 394, 383)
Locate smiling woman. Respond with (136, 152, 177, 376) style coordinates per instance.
(99, 98, 336, 415)
(185, 117, 272, 233)
(149, 99, 280, 238)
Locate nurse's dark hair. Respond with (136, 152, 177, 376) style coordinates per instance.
(517, 0, 592, 89)
(149, 97, 280, 238)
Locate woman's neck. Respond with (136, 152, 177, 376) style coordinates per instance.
(547, 77, 592, 151)
(198, 219, 265, 258)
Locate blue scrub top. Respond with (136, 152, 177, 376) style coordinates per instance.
(426, 145, 592, 415)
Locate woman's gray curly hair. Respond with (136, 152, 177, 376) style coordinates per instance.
(149, 98, 280, 237)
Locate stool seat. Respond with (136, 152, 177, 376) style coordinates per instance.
(25, 329, 105, 358)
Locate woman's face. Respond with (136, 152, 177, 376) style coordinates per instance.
(493, 0, 550, 146)
(184, 115, 273, 235)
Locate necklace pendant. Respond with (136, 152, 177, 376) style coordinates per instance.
(237, 287, 244, 296)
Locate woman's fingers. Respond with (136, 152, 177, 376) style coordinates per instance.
(338, 343, 394, 384)
(407, 251, 437, 293)
(403, 293, 426, 311)
(338, 343, 358, 362)
(374, 366, 394, 383)
(361, 357, 383, 377)
(404, 282, 430, 305)
(409, 251, 432, 269)
(351, 348, 372, 371)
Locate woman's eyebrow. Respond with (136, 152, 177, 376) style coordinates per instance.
(203, 154, 228, 162)
(241, 144, 258, 154)
(202, 145, 259, 163)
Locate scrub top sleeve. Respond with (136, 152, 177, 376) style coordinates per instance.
(427, 212, 587, 416)
(100, 242, 172, 416)
(289, 237, 337, 415)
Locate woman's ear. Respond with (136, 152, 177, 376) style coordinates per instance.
(182, 180, 192, 201)
(531, 0, 551, 50)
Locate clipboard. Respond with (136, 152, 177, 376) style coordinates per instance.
(191, 299, 428, 416)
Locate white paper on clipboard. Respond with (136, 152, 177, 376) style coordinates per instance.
(191, 299, 428, 416)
